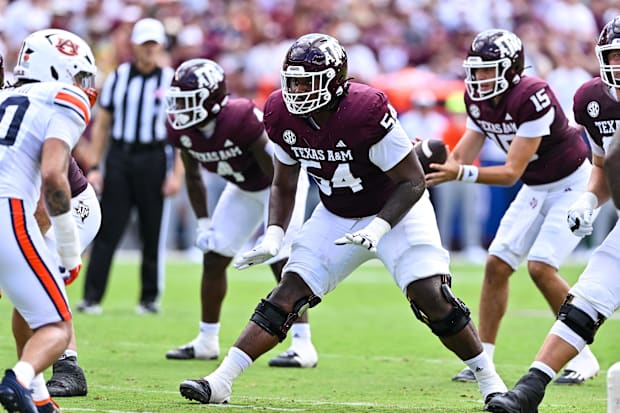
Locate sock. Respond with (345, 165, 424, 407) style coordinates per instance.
(199, 322, 220, 338)
(209, 347, 252, 383)
(464, 351, 507, 396)
(30, 374, 50, 402)
(482, 342, 495, 362)
(290, 323, 311, 346)
(463, 351, 496, 377)
(12, 361, 35, 388)
(530, 361, 556, 380)
(62, 349, 78, 360)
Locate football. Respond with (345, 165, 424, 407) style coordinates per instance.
(414, 139, 448, 174)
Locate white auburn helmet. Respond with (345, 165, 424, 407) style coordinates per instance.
(14, 29, 96, 89)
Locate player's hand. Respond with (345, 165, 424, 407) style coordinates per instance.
(61, 264, 82, 286)
(334, 231, 380, 252)
(567, 208, 594, 237)
(234, 226, 284, 270)
(567, 192, 598, 237)
(333, 217, 391, 253)
(195, 217, 213, 252)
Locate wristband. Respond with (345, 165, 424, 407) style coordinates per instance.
(575, 192, 599, 209)
(197, 217, 211, 231)
(264, 225, 285, 246)
(458, 165, 479, 183)
(365, 217, 392, 239)
(51, 210, 81, 269)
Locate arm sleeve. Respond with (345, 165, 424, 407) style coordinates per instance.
(368, 121, 413, 172)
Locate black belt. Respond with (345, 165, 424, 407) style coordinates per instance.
(111, 140, 166, 153)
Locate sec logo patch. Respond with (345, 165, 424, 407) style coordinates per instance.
(283, 129, 296, 145)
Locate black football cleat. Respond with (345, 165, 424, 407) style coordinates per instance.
(46, 356, 87, 397)
(0, 369, 37, 413)
(179, 378, 230, 404)
(484, 370, 546, 413)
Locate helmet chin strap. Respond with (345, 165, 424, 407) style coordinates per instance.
(306, 115, 321, 130)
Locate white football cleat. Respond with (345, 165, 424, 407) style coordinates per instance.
(166, 337, 219, 360)
(555, 345, 599, 385)
(268, 343, 318, 368)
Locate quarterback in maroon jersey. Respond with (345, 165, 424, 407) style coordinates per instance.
(178, 33, 506, 408)
(487, 17, 620, 413)
(165, 58, 317, 368)
(426, 28, 600, 388)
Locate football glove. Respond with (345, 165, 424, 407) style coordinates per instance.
(234, 226, 284, 270)
(334, 217, 391, 253)
(195, 217, 213, 252)
(60, 264, 82, 286)
(567, 192, 598, 237)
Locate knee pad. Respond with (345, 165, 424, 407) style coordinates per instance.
(409, 275, 471, 337)
(250, 295, 321, 342)
(557, 295, 605, 344)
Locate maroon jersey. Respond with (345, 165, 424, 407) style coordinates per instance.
(167, 98, 271, 192)
(265, 83, 400, 218)
(573, 77, 619, 154)
(465, 76, 587, 185)
(69, 156, 88, 198)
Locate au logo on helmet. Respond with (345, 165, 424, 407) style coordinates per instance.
(55, 38, 80, 56)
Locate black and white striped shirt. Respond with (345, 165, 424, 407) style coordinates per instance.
(98, 62, 174, 145)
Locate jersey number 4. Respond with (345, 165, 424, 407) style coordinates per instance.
(0, 96, 29, 147)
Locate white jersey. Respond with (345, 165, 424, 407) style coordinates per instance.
(0, 82, 90, 211)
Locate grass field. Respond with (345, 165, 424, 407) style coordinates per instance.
(0, 256, 617, 412)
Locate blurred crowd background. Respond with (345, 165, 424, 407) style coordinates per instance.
(1, 0, 617, 260)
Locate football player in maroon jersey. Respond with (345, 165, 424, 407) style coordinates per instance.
(486, 17, 620, 412)
(165, 58, 318, 368)
(177, 33, 506, 408)
(425, 28, 600, 388)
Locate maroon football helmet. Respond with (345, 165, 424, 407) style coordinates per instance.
(165, 58, 228, 130)
(281, 33, 349, 115)
(463, 29, 524, 101)
(596, 16, 620, 88)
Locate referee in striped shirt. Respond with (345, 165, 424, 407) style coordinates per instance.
(79, 18, 182, 314)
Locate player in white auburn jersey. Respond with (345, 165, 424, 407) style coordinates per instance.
(0, 28, 96, 413)
(9, 157, 101, 412)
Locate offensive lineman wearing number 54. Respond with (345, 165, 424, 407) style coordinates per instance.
(177, 32, 507, 409)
